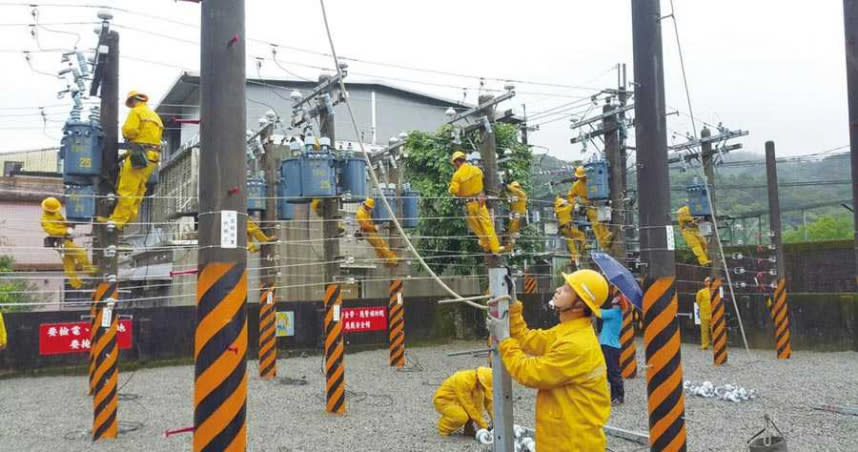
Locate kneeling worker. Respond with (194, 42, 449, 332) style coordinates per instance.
(355, 198, 399, 267)
(487, 269, 611, 451)
(448, 151, 502, 254)
(433, 366, 493, 437)
(40, 197, 94, 289)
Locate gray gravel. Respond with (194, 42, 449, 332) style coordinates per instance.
(0, 341, 856, 451)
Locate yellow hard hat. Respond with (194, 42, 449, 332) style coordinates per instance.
(476, 366, 493, 391)
(561, 269, 609, 318)
(575, 166, 586, 178)
(508, 181, 521, 189)
(125, 91, 149, 107)
(364, 198, 376, 209)
(451, 151, 467, 164)
(41, 197, 61, 213)
(677, 205, 690, 215)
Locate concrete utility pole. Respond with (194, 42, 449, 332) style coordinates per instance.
(605, 100, 626, 262)
(632, 0, 673, 279)
(700, 127, 722, 277)
(260, 126, 278, 288)
(93, 30, 118, 276)
(765, 142, 785, 278)
(319, 75, 340, 290)
(843, 0, 858, 283)
(195, 0, 248, 450)
(477, 94, 514, 452)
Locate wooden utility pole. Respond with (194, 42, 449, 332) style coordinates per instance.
(477, 94, 513, 452)
(194, 0, 248, 449)
(765, 142, 785, 277)
(843, 0, 858, 283)
(700, 126, 722, 277)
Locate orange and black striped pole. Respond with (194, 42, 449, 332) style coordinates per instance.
(710, 278, 728, 365)
(523, 273, 536, 294)
(324, 284, 346, 413)
(88, 285, 105, 396)
(91, 282, 118, 440)
(258, 285, 277, 379)
(194, 0, 249, 449)
(388, 279, 405, 367)
(771, 278, 791, 359)
(620, 301, 637, 378)
(642, 277, 687, 451)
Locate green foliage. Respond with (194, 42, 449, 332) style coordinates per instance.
(0, 256, 34, 312)
(783, 214, 853, 243)
(403, 123, 537, 276)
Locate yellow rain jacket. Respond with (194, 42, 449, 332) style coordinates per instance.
(0, 311, 7, 350)
(554, 198, 573, 227)
(507, 183, 527, 215)
(433, 368, 493, 434)
(122, 102, 164, 146)
(246, 218, 275, 253)
(568, 178, 612, 249)
(448, 162, 484, 197)
(40, 210, 69, 237)
(499, 302, 610, 451)
(697, 286, 712, 349)
(355, 204, 377, 232)
(567, 179, 588, 206)
(678, 206, 711, 266)
(356, 205, 398, 266)
(677, 206, 696, 229)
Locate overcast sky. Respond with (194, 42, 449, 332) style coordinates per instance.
(0, 0, 850, 163)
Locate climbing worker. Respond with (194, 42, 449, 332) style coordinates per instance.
(355, 198, 399, 267)
(554, 196, 586, 262)
(40, 197, 94, 289)
(568, 166, 612, 250)
(486, 269, 611, 450)
(448, 151, 502, 254)
(677, 205, 711, 266)
(433, 366, 493, 437)
(697, 276, 713, 350)
(99, 91, 163, 230)
(503, 181, 527, 249)
(599, 290, 624, 405)
(246, 218, 276, 253)
(310, 198, 345, 236)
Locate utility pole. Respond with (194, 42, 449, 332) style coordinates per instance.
(700, 127, 722, 277)
(631, 1, 687, 450)
(765, 142, 785, 278)
(194, 0, 248, 450)
(89, 25, 119, 441)
(319, 75, 340, 288)
(843, 0, 858, 283)
(605, 99, 626, 263)
(387, 155, 406, 367)
(478, 94, 513, 452)
(258, 124, 278, 379)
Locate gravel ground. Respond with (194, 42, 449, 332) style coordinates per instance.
(0, 341, 856, 451)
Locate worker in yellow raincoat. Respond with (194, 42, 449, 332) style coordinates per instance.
(99, 91, 163, 230)
(310, 198, 345, 235)
(503, 181, 527, 249)
(554, 197, 586, 262)
(246, 218, 276, 253)
(355, 198, 399, 267)
(433, 366, 493, 436)
(448, 151, 502, 254)
(0, 310, 7, 351)
(677, 205, 711, 266)
(568, 166, 612, 250)
(40, 197, 94, 289)
(696, 276, 713, 349)
(487, 269, 611, 451)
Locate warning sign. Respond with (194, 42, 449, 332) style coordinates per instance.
(342, 306, 387, 333)
(39, 320, 133, 356)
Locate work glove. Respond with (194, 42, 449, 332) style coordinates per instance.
(485, 311, 510, 342)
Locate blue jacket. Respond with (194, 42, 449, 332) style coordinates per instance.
(598, 307, 622, 349)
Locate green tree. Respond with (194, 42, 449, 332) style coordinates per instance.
(402, 124, 540, 277)
(0, 256, 34, 312)
(782, 214, 853, 243)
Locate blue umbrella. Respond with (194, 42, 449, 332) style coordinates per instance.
(590, 252, 643, 311)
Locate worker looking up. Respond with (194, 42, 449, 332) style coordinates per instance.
(677, 205, 711, 266)
(567, 166, 612, 250)
(554, 196, 586, 263)
(696, 277, 713, 349)
(448, 151, 502, 254)
(246, 218, 276, 253)
(40, 197, 94, 289)
(433, 366, 493, 437)
(355, 198, 399, 267)
(503, 181, 527, 249)
(486, 269, 611, 451)
(99, 91, 163, 230)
